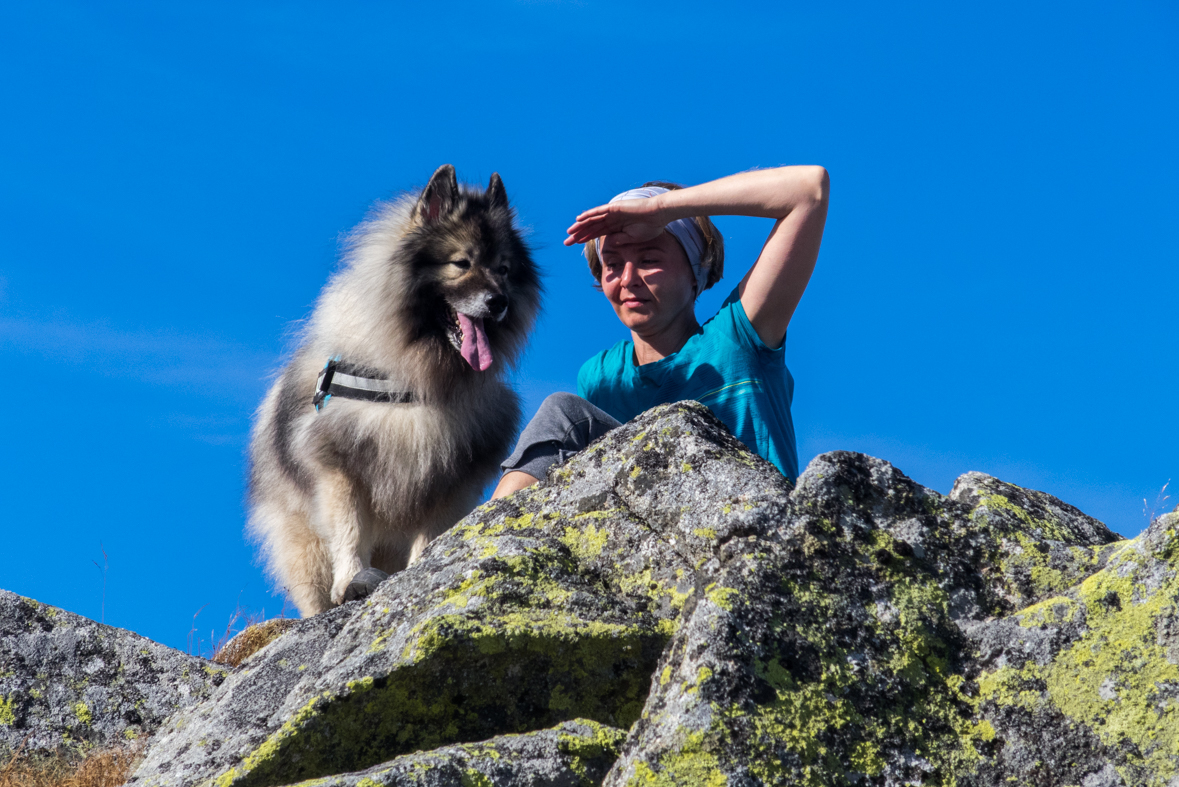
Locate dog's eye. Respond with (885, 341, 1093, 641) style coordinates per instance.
(496, 264, 509, 276)
(451, 258, 471, 270)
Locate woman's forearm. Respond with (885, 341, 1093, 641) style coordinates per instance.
(652, 166, 829, 221)
(560, 163, 828, 347)
(655, 165, 828, 347)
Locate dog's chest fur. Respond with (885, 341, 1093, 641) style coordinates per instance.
(280, 358, 519, 519)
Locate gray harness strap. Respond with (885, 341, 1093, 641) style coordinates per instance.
(313, 358, 417, 412)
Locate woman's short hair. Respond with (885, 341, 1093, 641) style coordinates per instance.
(583, 181, 725, 293)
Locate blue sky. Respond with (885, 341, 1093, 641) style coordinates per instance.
(1, 1, 1175, 652)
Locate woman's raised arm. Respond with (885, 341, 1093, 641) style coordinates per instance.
(566, 166, 829, 348)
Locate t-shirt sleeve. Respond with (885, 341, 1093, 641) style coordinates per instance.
(715, 287, 786, 364)
(576, 354, 600, 401)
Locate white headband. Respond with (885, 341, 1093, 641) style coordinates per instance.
(594, 186, 709, 296)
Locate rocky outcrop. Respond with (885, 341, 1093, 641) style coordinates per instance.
(965, 505, 1179, 785)
(602, 452, 1151, 785)
(122, 402, 1178, 786)
(127, 401, 789, 787)
(0, 589, 227, 760)
(8, 401, 1176, 785)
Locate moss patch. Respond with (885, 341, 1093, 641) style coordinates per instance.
(739, 555, 983, 786)
(221, 544, 668, 787)
(628, 731, 728, 786)
(662, 526, 989, 787)
(978, 532, 1179, 785)
(560, 523, 609, 562)
(557, 719, 627, 784)
(973, 491, 1074, 542)
(0, 694, 15, 726)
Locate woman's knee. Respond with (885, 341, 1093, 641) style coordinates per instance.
(539, 391, 587, 417)
(509, 392, 621, 467)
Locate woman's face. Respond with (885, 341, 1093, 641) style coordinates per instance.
(599, 231, 696, 336)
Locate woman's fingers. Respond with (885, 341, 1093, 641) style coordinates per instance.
(568, 212, 611, 230)
(574, 204, 611, 222)
(565, 221, 665, 246)
(565, 215, 616, 244)
(565, 198, 666, 246)
(573, 199, 660, 226)
(564, 225, 603, 245)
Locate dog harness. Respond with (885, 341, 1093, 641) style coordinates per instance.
(313, 358, 417, 412)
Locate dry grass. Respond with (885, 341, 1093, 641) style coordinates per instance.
(0, 741, 141, 787)
(188, 599, 292, 660)
(1145, 480, 1173, 525)
(210, 617, 296, 668)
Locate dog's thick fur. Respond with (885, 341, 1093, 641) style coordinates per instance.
(249, 165, 540, 617)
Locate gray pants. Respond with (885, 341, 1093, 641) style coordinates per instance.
(501, 392, 621, 479)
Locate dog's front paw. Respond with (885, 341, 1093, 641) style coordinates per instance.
(340, 567, 390, 604)
(330, 575, 351, 607)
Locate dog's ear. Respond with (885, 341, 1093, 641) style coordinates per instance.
(416, 164, 459, 224)
(486, 173, 508, 210)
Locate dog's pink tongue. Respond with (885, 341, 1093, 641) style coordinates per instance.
(457, 313, 493, 371)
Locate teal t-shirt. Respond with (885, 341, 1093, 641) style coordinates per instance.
(577, 287, 798, 480)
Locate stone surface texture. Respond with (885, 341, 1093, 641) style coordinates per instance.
(280, 719, 625, 786)
(0, 589, 227, 760)
(6, 401, 1176, 786)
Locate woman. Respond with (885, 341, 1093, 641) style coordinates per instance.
(493, 165, 829, 499)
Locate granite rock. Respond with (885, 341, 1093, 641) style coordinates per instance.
(126, 402, 790, 787)
(0, 589, 227, 760)
(600, 451, 1142, 786)
(17, 400, 1170, 786)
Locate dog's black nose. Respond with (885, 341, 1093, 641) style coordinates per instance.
(487, 294, 508, 315)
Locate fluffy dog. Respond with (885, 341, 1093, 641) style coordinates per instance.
(248, 165, 540, 616)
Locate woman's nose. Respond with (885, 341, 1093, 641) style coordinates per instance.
(619, 261, 637, 288)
